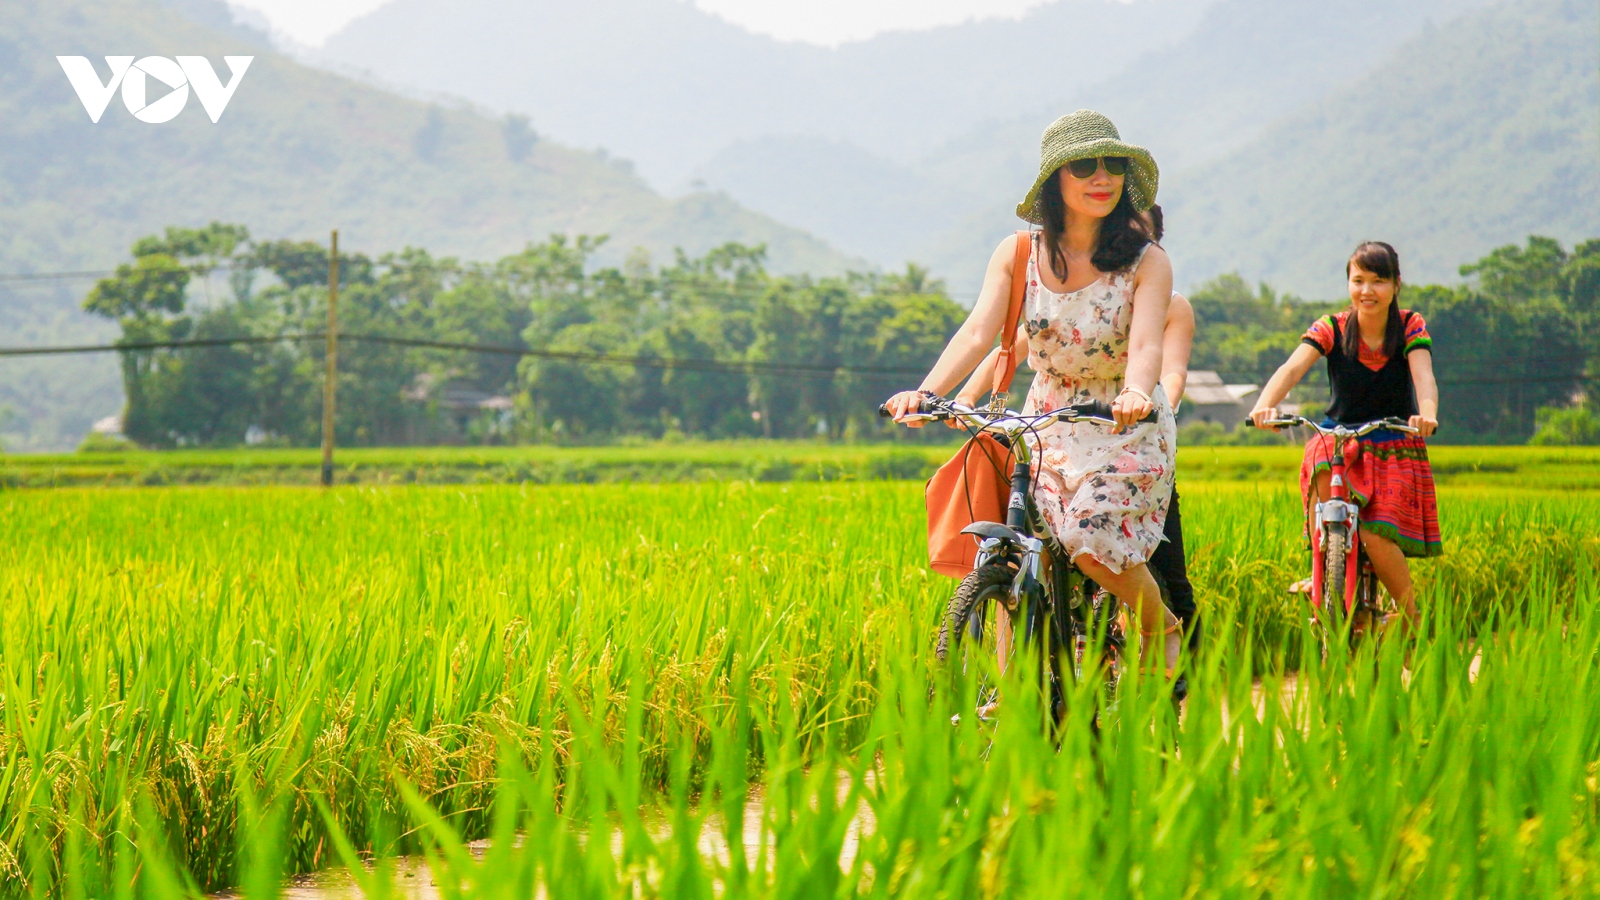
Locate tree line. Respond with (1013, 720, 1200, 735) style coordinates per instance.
(84, 223, 963, 447)
(85, 224, 1598, 447)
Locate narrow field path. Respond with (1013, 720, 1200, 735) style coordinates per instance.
(222, 775, 877, 899)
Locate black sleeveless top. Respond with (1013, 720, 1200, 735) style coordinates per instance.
(1302, 311, 1424, 425)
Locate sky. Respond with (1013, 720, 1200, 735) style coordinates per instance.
(225, 0, 1054, 48)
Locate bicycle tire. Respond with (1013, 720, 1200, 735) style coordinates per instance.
(1322, 524, 1348, 627)
(936, 563, 1016, 663)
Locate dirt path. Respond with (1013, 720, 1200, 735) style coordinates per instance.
(229, 774, 876, 899)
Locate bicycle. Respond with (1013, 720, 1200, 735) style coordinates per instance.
(1248, 414, 1421, 643)
(880, 395, 1173, 725)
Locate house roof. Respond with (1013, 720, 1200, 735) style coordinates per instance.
(1183, 370, 1259, 406)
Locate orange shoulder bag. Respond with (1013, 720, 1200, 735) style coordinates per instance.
(925, 231, 1032, 578)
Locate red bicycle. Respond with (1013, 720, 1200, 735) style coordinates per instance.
(1250, 415, 1420, 640)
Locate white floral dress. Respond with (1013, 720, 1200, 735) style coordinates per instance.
(1020, 236, 1176, 574)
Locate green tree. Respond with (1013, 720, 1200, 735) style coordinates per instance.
(1184, 273, 1334, 402)
(1562, 239, 1600, 316)
(1422, 236, 1594, 442)
(83, 223, 256, 446)
(249, 239, 374, 290)
(1459, 235, 1568, 303)
(1529, 402, 1600, 445)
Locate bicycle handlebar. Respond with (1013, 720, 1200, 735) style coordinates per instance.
(1244, 414, 1421, 437)
(878, 396, 1151, 430)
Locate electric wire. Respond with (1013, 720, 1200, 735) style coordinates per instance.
(1, 331, 1588, 387)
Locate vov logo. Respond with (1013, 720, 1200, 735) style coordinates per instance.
(57, 56, 253, 123)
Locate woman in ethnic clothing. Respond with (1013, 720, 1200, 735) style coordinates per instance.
(1249, 241, 1442, 629)
(884, 110, 1183, 678)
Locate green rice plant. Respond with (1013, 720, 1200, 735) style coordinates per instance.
(1, 483, 1597, 895)
(277, 573, 1600, 898)
(5, 443, 1599, 490)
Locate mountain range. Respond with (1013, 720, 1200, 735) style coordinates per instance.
(318, 0, 1215, 189)
(317, 0, 1598, 297)
(1166, 0, 1600, 292)
(0, 0, 857, 450)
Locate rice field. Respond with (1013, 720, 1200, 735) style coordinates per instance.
(2, 474, 1598, 896)
(5, 443, 1599, 490)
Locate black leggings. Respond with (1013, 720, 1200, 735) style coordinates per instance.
(1148, 486, 1198, 647)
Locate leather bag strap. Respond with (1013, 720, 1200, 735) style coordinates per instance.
(990, 230, 1033, 400)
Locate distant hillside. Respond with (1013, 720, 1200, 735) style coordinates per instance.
(317, 0, 1212, 188)
(1164, 0, 1600, 294)
(697, 0, 1503, 293)
(1, 0, 853, 274)
(0, 0, 858, 451)
(317, 0, 1558, 296)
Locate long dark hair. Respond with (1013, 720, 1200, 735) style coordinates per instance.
(1342, 240, 1405, 359)
(1038, 168, 1151, 282)
(1144, 204, 1164, 242)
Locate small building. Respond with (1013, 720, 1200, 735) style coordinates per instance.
(401, 372, 515, 442)
(1177, 371, 1259, 430)
(91, 414, 124, 436)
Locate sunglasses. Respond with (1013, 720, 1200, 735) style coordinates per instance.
(1065, 156, 1129, 179)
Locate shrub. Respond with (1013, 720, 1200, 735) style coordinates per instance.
(78, 431, 134, 453)
(1529, 401, 1600, 445)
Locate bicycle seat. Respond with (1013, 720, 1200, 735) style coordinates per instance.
(961, 521, 1025, 544)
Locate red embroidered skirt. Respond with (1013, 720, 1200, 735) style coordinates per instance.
(1299, 431, 1443, 558)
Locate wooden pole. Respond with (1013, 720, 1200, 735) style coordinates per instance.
(321, 230, 339, 487)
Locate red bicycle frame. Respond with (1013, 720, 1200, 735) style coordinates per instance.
(1308, 433, 1365, 616)
(1252, 415, 1418, 625)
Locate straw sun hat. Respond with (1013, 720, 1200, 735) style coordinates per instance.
(1015, 110, 1159, 224)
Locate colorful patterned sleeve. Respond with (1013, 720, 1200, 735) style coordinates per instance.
(1402, 311, 1432, 355)
(1300, 315, 1336, 355)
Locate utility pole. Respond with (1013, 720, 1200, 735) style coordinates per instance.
(321, 230, 339, 487)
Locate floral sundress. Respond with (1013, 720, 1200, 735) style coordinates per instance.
(1020, 236, 1176, 574)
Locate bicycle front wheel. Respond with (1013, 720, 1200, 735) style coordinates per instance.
(937, 564, 1018, 713)
(1321, 523, 1348, 630)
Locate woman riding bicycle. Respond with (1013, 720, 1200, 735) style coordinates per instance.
(955, 204, 1200, 651)
(1248, 241, 1442, 630)
(884, 110, 1183, 678)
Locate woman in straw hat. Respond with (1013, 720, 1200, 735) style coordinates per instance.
(884, 109, 1182, 678)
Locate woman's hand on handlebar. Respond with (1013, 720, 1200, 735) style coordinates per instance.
(1248, 407, 1283, 430)
(883, 390, 930, 428)
(1111, 390, 1154, 429)
(949, 392, 982, 429)
(1408, 413, 1438, 438)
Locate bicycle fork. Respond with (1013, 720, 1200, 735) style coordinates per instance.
(970, 450, 1049, 651)
(1310, 440, 1362, 616)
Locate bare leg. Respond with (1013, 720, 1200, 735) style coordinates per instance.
(976, 603, 1016, 718)
(1074, 555, 1180, 672)
(1361, 529, 1419, 631)
(994, 603, 1015, 676)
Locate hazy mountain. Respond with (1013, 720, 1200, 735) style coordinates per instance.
(0, 0, 858, 451)
(323, 0, 1564, 296)
(700, 0, 1506, 293)
(317, 0, 1215, 188)
(1164, 0, 1600, 294)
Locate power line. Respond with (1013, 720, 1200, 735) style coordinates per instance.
(0, 335, 312, 357)
(1, 331, 1592, 387)
(0, 332, 935, 376)
(0, 270, 115, 283)
(0, 263, 268, 283)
